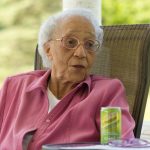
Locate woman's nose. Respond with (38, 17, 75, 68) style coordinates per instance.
(73, 44, 87, 58)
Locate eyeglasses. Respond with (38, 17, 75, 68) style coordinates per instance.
(51, 36, 100, 52)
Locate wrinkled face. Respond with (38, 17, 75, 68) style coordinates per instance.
(44, 15, 97, 83)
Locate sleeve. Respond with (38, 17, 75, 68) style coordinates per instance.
(95, 79, 135, 139)
(0, 78, 9, 131)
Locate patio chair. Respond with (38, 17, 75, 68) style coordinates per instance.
(34, 24, 150, 138)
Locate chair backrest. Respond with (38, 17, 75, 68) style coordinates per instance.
(34, 24, 150, 138)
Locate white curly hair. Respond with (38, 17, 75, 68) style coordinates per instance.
(38, 8, 103, 68)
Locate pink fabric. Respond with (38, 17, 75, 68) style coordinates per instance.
(0, 70, 135, 150)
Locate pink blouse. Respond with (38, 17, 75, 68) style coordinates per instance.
(0, 69, 135, 150)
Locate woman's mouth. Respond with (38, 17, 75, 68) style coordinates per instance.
(72, 65, 85, 69)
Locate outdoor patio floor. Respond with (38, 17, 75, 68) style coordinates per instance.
(141, 121, 150, 141)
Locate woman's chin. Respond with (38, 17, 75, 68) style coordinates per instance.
(67, 72, 87, 83)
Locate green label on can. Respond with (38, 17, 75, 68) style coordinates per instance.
(100, 107, 121, 144)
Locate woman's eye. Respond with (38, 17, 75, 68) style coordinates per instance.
(65, 38, 78, 48)
(85, 41, 95, 49)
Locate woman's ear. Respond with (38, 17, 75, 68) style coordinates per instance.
(43, 42, 52, 59)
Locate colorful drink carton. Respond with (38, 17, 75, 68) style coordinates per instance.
(100, 107, 121, 144)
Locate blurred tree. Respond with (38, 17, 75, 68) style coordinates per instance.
(102, 0, 150, 25)
(0, 0, 61, 27)
(0, 0, 61, 85)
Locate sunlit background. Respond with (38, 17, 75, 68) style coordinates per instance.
(0, 0, 149, 121)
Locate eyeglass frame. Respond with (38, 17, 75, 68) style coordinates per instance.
(50, 36, 101, 52)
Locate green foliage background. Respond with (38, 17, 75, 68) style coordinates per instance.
(0, 0, 61, 84)
(0, 0, 149, 120)
(102, 0, 150, 25)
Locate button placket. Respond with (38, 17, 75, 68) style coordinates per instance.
(45, 119, 51, 123)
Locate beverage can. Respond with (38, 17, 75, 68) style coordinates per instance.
(100, 107, 121, 144)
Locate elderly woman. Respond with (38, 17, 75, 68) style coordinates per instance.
(0, 8, 135, 150)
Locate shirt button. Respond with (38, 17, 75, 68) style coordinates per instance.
(46, 119, 50, 123)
